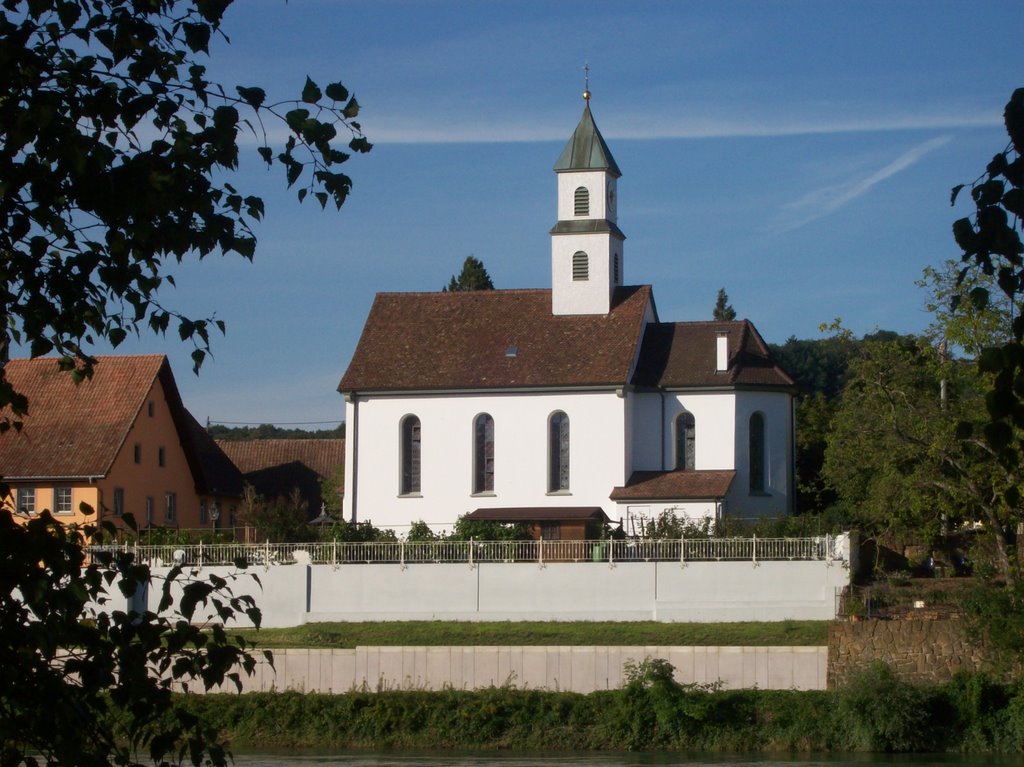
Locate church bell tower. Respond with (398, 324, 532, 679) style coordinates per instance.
(551, 88, 625, 316)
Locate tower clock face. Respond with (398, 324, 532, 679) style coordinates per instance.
(606, 183, 616, 215)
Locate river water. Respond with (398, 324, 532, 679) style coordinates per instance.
(233, 752, 1024, 766)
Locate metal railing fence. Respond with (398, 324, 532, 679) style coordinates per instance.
(87, 535, 842, 568)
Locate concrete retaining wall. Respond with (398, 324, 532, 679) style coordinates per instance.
(146, 557, 848, 628)
(197, 645, 827, 694)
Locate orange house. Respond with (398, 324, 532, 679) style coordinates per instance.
(0, 355, 243, 533)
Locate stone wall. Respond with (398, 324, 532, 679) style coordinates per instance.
(827, 615, 989, 688)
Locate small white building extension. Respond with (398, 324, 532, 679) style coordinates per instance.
(339, 95, 797, 534)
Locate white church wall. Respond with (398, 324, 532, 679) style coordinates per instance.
(556, 170, 612, 221)
(729, 390, 794, 517)
(345, 390, 629, 533)
(665, 392, 737, 471)
(551, 231, 618, 315)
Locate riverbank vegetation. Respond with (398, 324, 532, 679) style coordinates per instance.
(173, 663, 1024, 753)
(237, 620, 828, 649)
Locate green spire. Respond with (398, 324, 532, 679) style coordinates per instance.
(554, 104, 621, 177)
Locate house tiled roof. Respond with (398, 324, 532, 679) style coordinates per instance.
(610, 470, 736, 501)
(216, 439, 345, 513)
(0, 355, 242, 497)
(339, 286, 652, 393)
(467, 506, 610, 523)
(217, 439, 344, 478)
(185, 414, 245, 497)
(0, 355, 166, 478)
(631, 320, 796, 389)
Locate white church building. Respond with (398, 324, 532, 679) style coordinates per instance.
(339, 97, 797, 535)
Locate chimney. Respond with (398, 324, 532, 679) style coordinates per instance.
(716, 331, 729, 373)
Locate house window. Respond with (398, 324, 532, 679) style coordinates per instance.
(55, 487, 72, 515)
(400, 415, 421, 495)
(574, 186, 589, 216)
(17, 487, 35, 515)
(134, 443, 141, 464)
(228, 505, 237, 527)
(147, 401, 155, 417)
(113, 487, 125, 517)
(473, 413, 495, 494)
(158, 447, 166, 467)
(675, 411, 696, 471)
(749, 412, 766, 492)
(572, 251, 589, 281)
(200, 499, 208, 525)
(541, 521, 561, 540)
(145, 496, 154, 525)
(165, 492, 176, 523)
(548, 411, 570, 492)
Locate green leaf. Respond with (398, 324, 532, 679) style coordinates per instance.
(256, 146, 273, 166)
(969, 286, 990, 311)
(325, 82, 349, 102)
(950, 184, 964, 205)
(342, 96, 360, 119)
(301, 76, 322, 104)
(108, 328, 126, 348)
(348, 136, 372, 153)
(235, 86, 266, 109)
(983, 420, 1013, 450)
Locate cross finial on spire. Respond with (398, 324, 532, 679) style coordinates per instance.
(582, 62, 591, 102)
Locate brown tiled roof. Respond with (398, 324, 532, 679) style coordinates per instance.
(217, 439, 345, 478)
(632, 320, 796, 389)
(610, 470, 736, 501)
(0, 355, 167, 478)
(0, 356, 242, 496)
(216, 439, 345, 513)
(339, 286, 652, 392)
(185, 414, 244, 497)
(467, 506, 610, 523)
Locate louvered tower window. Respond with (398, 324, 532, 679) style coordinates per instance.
(574, 186, 589, 216)
(572, 251, 589, 281)
(613, 253, 620, 284)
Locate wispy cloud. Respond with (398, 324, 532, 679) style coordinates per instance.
(356, 107, 995, 145)
(773, 135, 952, 233)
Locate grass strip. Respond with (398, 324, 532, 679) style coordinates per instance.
(235, 620, 828, 649)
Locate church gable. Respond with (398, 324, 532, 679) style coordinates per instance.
(339, 285, 652, 393)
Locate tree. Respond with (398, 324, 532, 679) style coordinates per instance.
(443, 256, 494, 292)
(0, 508, 266, 766)
(823, 326, 1020, 582)
(0, 0, 371, 434)
(239, 485, 315, 543)
(950, 89, 1023, 491)
(712, 288, 736, 321)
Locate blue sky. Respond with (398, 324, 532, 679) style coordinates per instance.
(99, 0, 1023, 427)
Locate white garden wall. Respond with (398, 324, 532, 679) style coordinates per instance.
(142, 553, 848, 629)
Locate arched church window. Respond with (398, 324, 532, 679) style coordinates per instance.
(574, 186, 589, 216)
(400, 415, 421, 495)
(473, 413, 495, 494)
(675, 410, 695, 470)
(548, 411, 570, 492)
(749, 412, 765, 492)
(572, 251, 589, 281)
